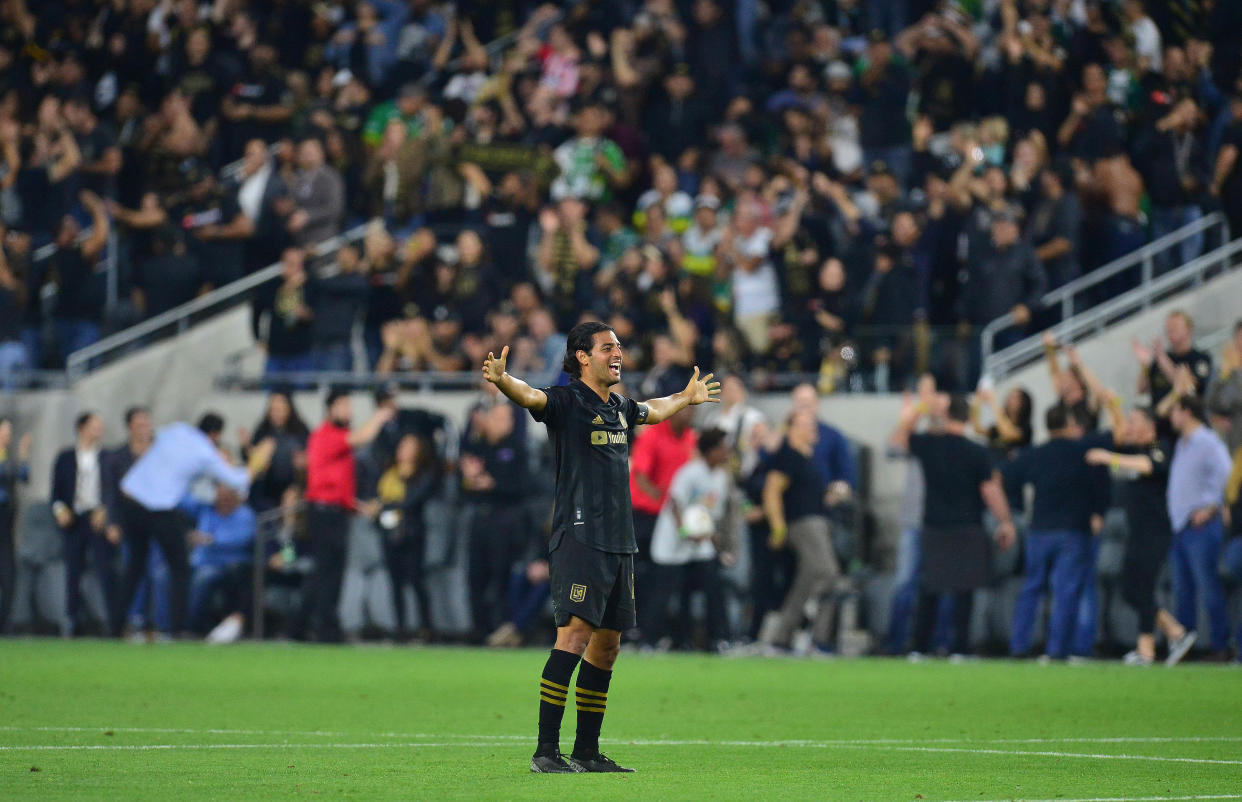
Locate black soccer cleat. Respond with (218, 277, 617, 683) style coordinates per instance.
(530, 748, 583, 774)
(567, 751, 635, 773)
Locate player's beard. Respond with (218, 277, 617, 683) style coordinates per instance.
(597, 360, 621, 387)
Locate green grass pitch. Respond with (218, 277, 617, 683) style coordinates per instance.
(2, 640, 1240, 801)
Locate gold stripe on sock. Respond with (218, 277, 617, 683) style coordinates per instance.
(540, 678, 569, 692)
(540, 682, 567, 697)
(540, 694, 567, 707)
(576, 703, 607, 713)
(575, 687, 608, 700)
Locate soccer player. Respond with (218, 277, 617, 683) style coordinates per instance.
(481, 320, 720, 774)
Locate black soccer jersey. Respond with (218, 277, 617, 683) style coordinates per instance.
(531, 380, 649, 554)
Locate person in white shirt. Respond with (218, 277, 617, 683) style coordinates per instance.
(645, 429, 738, 650)
(1123, 0, 1163, 73)
(722, 201, 782, 355)
(116, 414, 274, 637)
(708, 375, 768, 479)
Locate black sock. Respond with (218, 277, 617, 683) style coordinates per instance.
(537, 648, 581, 752)
(572, 658, 612, 757)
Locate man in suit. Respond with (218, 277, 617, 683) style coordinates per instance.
(52, 411, 120, 636)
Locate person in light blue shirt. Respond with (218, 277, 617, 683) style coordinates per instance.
(116, 413, 273, 637)
(183, 485, 257, 638)
(1167, 395, 1234, 656)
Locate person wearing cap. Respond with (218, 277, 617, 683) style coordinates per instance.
(303, 389, 394, 642)
(117, 414, 275, 637)
(955, 203, 1046, 377)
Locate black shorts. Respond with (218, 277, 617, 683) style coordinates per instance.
(548, 530, 636, 631)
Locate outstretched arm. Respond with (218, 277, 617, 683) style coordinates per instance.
(643, 366, 721, 425)
(482, 345, 547, 412)
(1086, 448, 1153, 475)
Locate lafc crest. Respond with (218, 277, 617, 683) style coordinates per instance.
(570, 584, 587, 603)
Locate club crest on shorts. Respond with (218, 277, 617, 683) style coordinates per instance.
(570, 583, 587, 603)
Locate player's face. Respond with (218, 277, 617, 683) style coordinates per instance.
(584, 331, 625, 387)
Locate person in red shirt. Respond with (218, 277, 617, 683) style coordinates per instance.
(629, 405, 697, 643)
(304, 388, 392, 642)
(630, 405, 698, 547)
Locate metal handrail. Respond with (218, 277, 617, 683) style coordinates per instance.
(983, 235, 1242, 379)
(981, 212, 1229, 374)
(64, 223, 371, 379)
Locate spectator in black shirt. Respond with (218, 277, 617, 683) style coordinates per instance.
(1058, 63, 1126, 163)
(1133, 98, 1208, 274)
(0, 417, 30, 633)
(255, 247, 316, 378)
(1212, 98, 1242, 239)
(460, 402, 528, 643)
(1084, 407, 1197, 666)
(49, 190, 110, 365)
(0, 237, 28, 388)
(1005, 404, 1111, 660)
(761, 409, 843, 654)
(1029, 162, 1083, 294)
(375, 432, 441, 641)
(891, 394, 1016, 657)
(64, 96, 121, 199)
(101, 406, 153, 550)
(685, 0, 739, 119)
(854, 33, 913, 188)
(220, 44, 292, 161)
(313, 244, 369, 373)
(644, 64, 708, 163)
(239, 390, 310, 514)
(857, 211, 929, 390)
(1134, 310, 1213, 426)
(957, 206, 1047, 340)
(15, 124, 81, 241)
(132, 227, 201, 319)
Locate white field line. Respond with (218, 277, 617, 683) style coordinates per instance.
(3, 736, 1242, 767)
(2, 726, 1241, 747)
(823, 743, 1242, 766)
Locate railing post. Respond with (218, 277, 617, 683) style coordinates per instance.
(252, 518, 266, 641)
(1141, 254, 1153, 308)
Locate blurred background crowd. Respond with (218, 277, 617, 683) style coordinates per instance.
(3, 0, 1242, 393)
(2, 0, 1242, 660)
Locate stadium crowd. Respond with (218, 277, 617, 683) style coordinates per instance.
(2, 0, 1242, 392)
(2, 1, 1242, 659)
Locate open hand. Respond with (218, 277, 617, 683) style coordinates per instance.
(482, 345, 509, 384)
(682, 366, 721, 405)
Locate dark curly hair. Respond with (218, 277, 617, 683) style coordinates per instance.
(562, 321, 615, 378)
